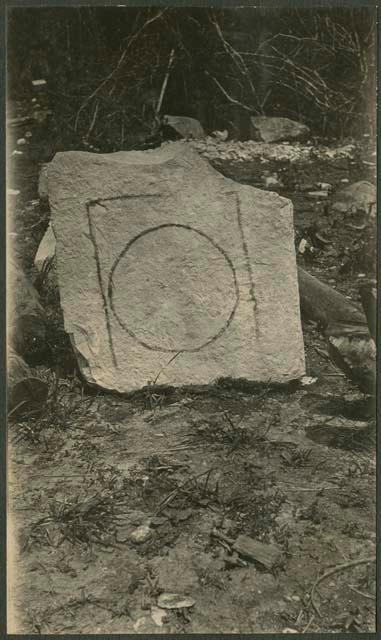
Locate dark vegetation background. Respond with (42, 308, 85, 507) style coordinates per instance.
(7, 6, 377, 152)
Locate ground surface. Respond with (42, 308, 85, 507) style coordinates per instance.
(7, 97, 376, 634)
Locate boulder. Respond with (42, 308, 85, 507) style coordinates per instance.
(164, 115, 205, 140)
(326, 324, 376, 395)
(250, 117, 310, 143)
(8, 261, 46, 359)
(332, 181, 376, 217)
(47, 142, 305, 393)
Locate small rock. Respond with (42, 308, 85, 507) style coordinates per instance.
(157, 593, 195, 610)
(298, 238, 308, 254)
(129, 524, 152, 544)
(307, 191, 329, 199)
(17, 138, 27, 145)
(316, 182, 332, 191)
(331, 201, 349, 213)
(34, 224, 56, 272)
(265, 176, 280, 189)
(171, 508, 193, 523)
(133, 617, 149, 631)
(7, 188, 20, 196)
(164, 115, 205, 139)
(282, 628, 299, 634)
(333, 181, 376, 216)
(212, 129, 228, 141)
(12, 150, 23, 156)
(32, 79, 47, 86)
(151, 605, 168, 627)
(301, 376, 317, 386)
(150, 516, 168, 528)
(25, 131, 32, 138)
(250, 116, 310, 143)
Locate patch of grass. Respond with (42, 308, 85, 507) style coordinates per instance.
(12, 374, 98, 445)
(23, 467, 129, 551)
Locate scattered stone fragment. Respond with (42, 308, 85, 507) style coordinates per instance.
(7, 189, 20, 196)
(307, 191, 329, 199)
(265, 175, 281, 189)
(151, 605, 168, 627)
(171, 508, 193, 523)
(316, 182, 332, 191)
(17, 138, 26, 145)
(332, 181, 376, 216)
(150, 516, 168, 528)
(32, 79, 47, 86)
(164, 115, 205, 139)
(326, 323, 376, 395)
(133, 617, 149, 632)
(34, 224, 56, 272)
(298, 239, 308, 254)
(250, 116, 310, 143)
(157, 593, 195, 610)
(128, 524, 152, 544)
(212, 129, 228, 141)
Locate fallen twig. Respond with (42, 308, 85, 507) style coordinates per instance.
(310, 556, 375, 617)
(302, 615, 315, 633)
(348, 584, 375, 601)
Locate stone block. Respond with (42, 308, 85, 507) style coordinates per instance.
(48, 142, 305, 392)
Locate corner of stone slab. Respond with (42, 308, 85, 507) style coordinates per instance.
(68, 334, 97, 386)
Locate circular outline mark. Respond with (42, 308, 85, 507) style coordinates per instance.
(108, 223, 239, 353)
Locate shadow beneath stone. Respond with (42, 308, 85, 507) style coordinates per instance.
(305, 420, 375, 451)
(300, 392, 373, 421)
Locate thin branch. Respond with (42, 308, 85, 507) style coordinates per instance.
(204, 71, 253, 113)
(155, 47, 175, 119)
(74, 8, 168, 131)
(210, 13, 260, 111)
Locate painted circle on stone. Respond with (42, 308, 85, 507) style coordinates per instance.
(108, 223, 239, 353)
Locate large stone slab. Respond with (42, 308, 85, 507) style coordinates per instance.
(47, 142, 305, 392)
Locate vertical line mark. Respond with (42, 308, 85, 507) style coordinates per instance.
(235, 192, 260, 337)
(86, 203, 118, 368)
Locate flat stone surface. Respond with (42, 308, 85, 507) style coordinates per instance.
(48, 142, 305, 392)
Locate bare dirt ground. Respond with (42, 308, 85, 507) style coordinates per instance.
(7, 98, 376, 634)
